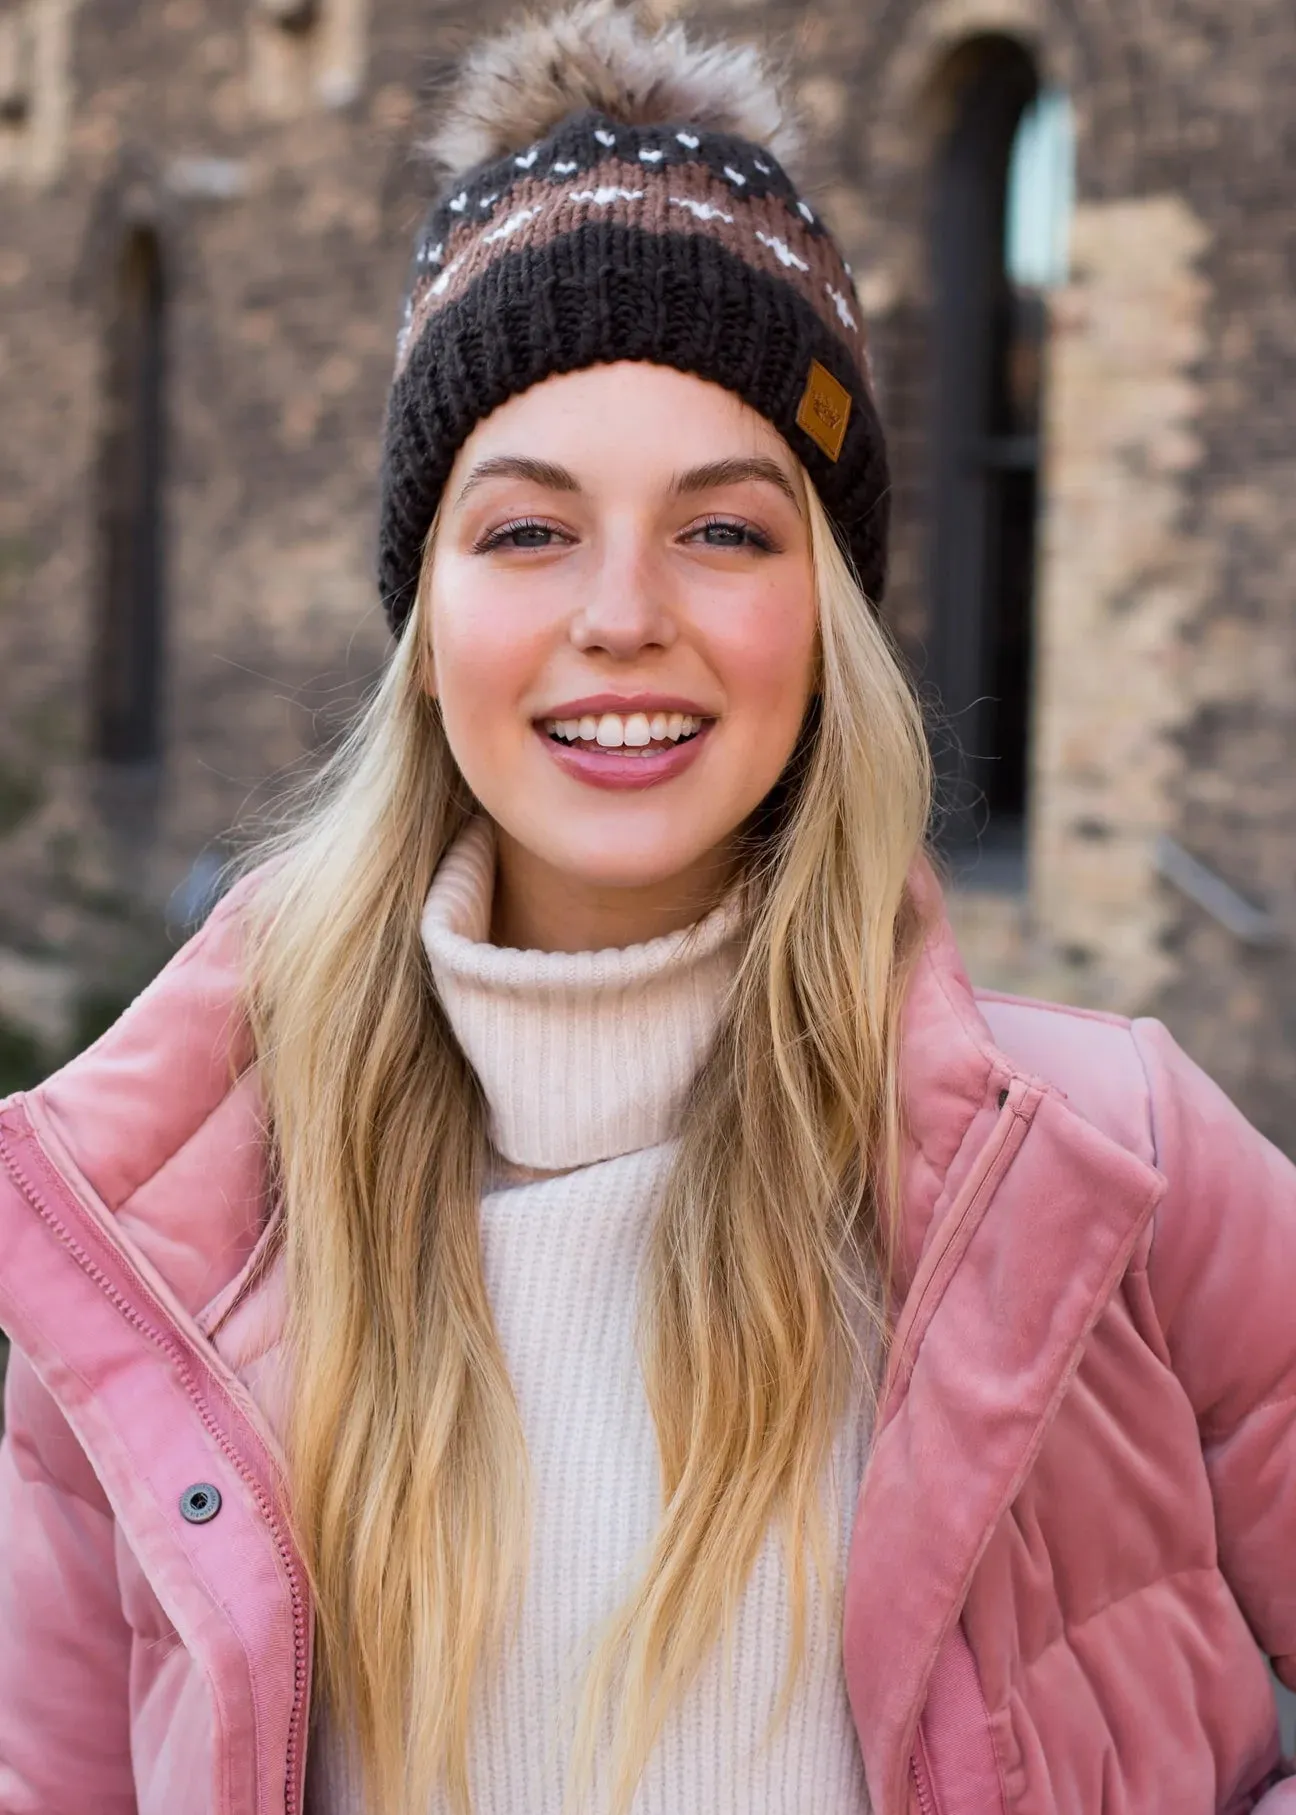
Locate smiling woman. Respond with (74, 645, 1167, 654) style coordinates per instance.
(1, 6, 1295, 1815)
(423, 364, 821, 949)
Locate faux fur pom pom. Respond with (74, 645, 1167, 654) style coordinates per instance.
(422, 0, 802, 180)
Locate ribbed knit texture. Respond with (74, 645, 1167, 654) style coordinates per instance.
(307, 822, 874, 1813)
(378, 103, 889, 632)
(419, 818, 745, 1171)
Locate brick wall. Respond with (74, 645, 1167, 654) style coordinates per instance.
(0, 0, 1292, 1145)
(730, 0, 1296, 1147)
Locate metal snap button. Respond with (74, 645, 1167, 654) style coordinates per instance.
(179, 1482, 222, 1524)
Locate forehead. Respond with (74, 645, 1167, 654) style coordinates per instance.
(449, 362, 797, 481)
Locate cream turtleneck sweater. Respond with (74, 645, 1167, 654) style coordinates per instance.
(308, 821, 874, 1815)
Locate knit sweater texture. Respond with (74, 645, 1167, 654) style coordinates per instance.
(307, 820, 874, 1813)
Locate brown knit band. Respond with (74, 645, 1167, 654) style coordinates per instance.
(378, 107, 888, 632)
(397, 156, 863, 382)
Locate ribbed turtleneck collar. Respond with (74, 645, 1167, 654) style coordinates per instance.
(419, 820, 744, 1172)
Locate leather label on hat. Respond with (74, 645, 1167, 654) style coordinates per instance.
(796, 359, 851, 462)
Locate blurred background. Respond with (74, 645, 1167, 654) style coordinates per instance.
(0, 0, 1293, 1745)
(0, 0, 1292, 1134)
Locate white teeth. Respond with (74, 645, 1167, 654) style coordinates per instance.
(545, 710, 708, 746)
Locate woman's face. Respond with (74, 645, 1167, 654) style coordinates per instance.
(426, 362, 818, 944)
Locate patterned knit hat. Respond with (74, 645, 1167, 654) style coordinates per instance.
(377, 1, 888, 634)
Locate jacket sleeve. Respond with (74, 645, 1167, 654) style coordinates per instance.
(1134, 1018, 1296, 1694)
(0, 1348, 137, 1814)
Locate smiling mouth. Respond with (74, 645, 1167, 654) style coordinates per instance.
(540, 710, 711, 753)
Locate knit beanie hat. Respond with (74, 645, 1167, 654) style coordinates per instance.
(377, 1, 888, 635)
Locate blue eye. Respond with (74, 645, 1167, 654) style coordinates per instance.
(476, 518, 563, 552)
(690, 518, 775, 551)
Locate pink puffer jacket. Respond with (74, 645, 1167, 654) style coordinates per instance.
(0, 875, 1294, 1815)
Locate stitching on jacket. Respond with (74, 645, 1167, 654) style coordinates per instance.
(1124, 1020, 1167, 1287)
(33, 883, 260, 1218)
(901, 941, 1001, 1267)
(1128, 1020, 1165, 1173)
(113, 1071, 264, 1231)
(923, 941, 999, 1094)
(200, 1200, 284, 1341)
(1201, 1386, 1296, 1450)
(1015, 1560, 1217, 1675)
(1129, 1018, 1296, 1462)
(988, 1712, 1011, 1815)
(42, 881, 253, 1080)
(0, 1116, 310, 1809)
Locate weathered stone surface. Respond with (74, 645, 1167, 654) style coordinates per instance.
(1029, 193, 1214, 1013)
(0, 0, 1292, 1147)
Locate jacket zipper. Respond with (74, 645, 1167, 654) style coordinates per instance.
(0, 1124, 310, 1815)
(890, 1097, 1031, 1815)
(911, 1729, 939, 1815)
(882, 1084, 1033, 1418)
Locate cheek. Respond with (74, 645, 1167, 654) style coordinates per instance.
(428, 568, 549, 734)
(710, 577, 817, 735)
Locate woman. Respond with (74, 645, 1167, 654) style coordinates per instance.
(0, 6, 1292, 1813)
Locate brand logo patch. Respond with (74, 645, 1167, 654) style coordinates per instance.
(795, 359, 851, 462)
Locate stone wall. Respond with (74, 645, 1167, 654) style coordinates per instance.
(0, 0, 451, 1072)
(753, 0, 1296, 1147)
(0, 0, 1293, 1145)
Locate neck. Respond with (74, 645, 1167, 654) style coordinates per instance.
(420, 818, 746, 1169)
(490, 827, 740, 953)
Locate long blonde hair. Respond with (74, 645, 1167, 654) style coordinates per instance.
(243, 475, 931, 1814)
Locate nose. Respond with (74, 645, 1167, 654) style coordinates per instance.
(568, 533, 676, 660)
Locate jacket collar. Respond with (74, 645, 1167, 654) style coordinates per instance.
(0, 865, 1168, 1815)
(0, 858, 1013, 1330)
(842, 863, 1167, 1811)
(894, 858, 1014, 1284)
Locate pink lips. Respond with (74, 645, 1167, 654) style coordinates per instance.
(536, 693, 713, 719)
(535, 719, 714, 792)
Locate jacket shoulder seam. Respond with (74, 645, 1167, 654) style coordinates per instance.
(1127, 1019, 1166, 1173)
(973, 989, 1133, 1030)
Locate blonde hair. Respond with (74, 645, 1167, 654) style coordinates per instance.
(243, 476, 931, 1815)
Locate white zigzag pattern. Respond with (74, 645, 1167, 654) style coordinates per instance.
(568, 185, 644, 206)
(669, 195, 734, 224)
(421, 166, 856, 348)
(825, 284, 857, 330)
(755, 230, 809, 272)
(483, 205, 543, 244)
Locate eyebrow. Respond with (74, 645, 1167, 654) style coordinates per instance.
(454, 455, 580, 504)
(453, 452, 801, 511)
(670, 456, 800, 510)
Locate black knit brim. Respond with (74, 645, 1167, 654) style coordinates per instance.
(378, 227, 889, 633)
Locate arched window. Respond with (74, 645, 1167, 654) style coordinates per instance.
(927, 38, 1072, 873)
(93, 225, 167, 765)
